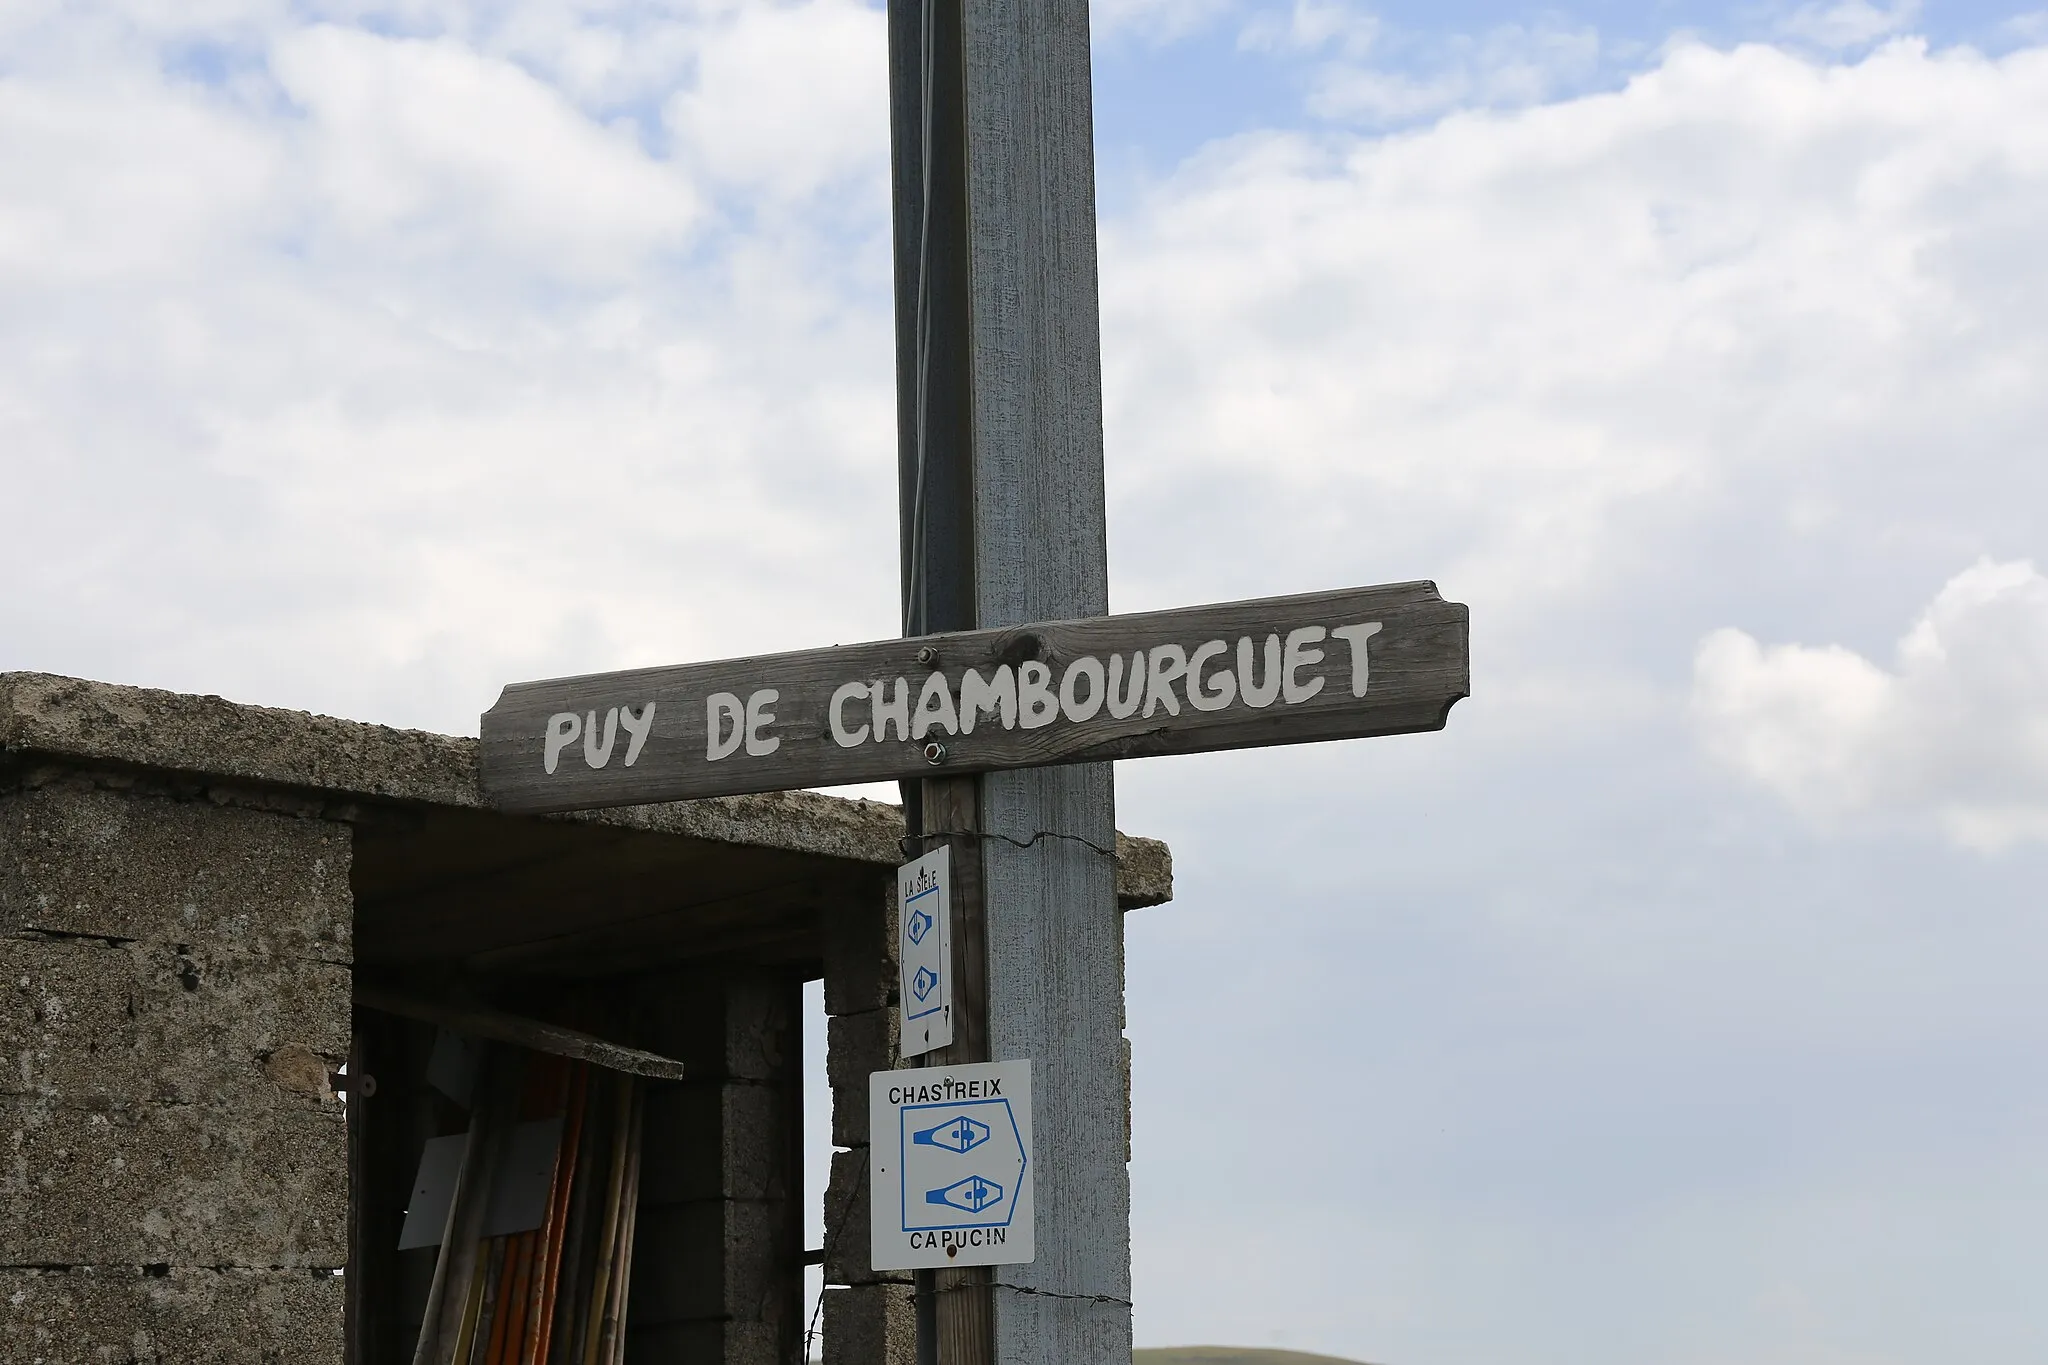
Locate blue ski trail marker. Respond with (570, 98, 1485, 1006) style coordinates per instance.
(927, 1175, 1005, 1214)
(913, 1114, 991, 1154)
(897, 847, 953, 1057)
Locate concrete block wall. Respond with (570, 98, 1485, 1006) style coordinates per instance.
(819, 883, 916, 1365)
(0, 770, 353, 1364)
(627, 967, 804, 1365)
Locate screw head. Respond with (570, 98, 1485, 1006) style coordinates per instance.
(922, 740, 947, 765)
(915, 644, 939, 667)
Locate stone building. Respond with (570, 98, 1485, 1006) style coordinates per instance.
(0, 672, 1169, 1364)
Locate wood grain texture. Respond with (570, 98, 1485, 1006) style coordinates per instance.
(478, 583, 1468, 814)
(959, 0, 1129, 1358)
(918, 776, 996, 1364)
(354, 988, 688, 1082)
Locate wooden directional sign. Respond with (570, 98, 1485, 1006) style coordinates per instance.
(479, 581, 1468, 814)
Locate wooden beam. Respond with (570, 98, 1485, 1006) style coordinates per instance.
(477, 583, 1468, 812)
(353, 986, 688, 1082)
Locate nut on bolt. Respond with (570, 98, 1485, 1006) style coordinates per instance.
(922, 740, 948, 765)
(915, 645, 940, 667)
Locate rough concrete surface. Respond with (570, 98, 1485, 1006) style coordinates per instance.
(823, 1146, 906, 1289)
(823, 1282, 916, 1365)
(0, 1264, 345, 1364)
(0, 671, 1172, 906)
(1, 1093, 346, 1267)
(1, 777, 351, 1361)
(824, 1008, 896, 1149)
(2, 936, 349, 1109)
(0, 782, 353, 960)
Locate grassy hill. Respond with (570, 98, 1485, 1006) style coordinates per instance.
(1135, 1350, 1374, 1365)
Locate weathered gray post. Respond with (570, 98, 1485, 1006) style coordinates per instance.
(888, 0, 1127, 1361)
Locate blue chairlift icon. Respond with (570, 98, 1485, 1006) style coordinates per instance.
(912, 1114, 990, 1155)
(926, 1174, 1005, 1214)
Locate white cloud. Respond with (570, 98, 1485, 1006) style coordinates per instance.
(0, 2, 897, 735)
(272, 24, 702, 273)
(1093, 0, 1240, 46)
(1238, 2, 1601, 123)
(1098, 39, 2048, 674)
(1779, 1, 1923, 51)
(662, 0, 888, 201)
(1237, 0, 1378, 57)
(1694, 561, 2048, 849)
(2005, 12, 2048, 45)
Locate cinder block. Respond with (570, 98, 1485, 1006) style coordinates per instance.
(0, 1264, 345, 1365)
(629, 1317, 788, 1365)
(822, 883, 896, 1017)
(826, 1009, 895, 1148)
(823, 1281, 916, 1365)
(626, 1197, 793, 1327)
(0, 934, 349, 1109)
(627, 967, 796, 1083)
(824, 1147, 910, 1288)
(625, 1200, 725, 1324)
(622, 1318, 723, 1363)
(723, 1316, 792, 1365)
(638, 1083, 722, 1205)
(719, 973, 798, 1083)
(641, 1080, 795, 1207)
(0, 1093, 346, 1267)
(0, 784, 352, 960)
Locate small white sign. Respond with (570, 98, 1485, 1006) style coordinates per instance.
(869, 1060, 1034, 1270)
(897, 847, 953, 1058)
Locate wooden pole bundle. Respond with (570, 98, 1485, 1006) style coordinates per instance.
(411, 1045, 647, 1365)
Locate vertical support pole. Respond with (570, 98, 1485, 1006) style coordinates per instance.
(958, 0, 1127, 1357)
(920, 775, 993, 1363)
(888, 0, 1126, 1360)
(889, 0, 990, 1360)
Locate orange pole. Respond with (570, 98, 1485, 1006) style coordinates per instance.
(528, 1061, 588, 1363)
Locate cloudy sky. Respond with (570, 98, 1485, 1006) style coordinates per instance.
(6, 1, 2048, 1361)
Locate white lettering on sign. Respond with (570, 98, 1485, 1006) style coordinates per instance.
(1239, 635, 1281, 707)
(829, 681, 870, 747)
(544, 703, 657, 774)
(960, 666, 1017, 732)
(1282, 626, 1326, 705)
(1059, 656, 1104, 722)
(744, 689, 780, 757)
(1330, 621, 1383, 696)
(706, 692, 744, 761)
(533, 621, 1385, 776)
(706, 690, 780, 761)
(1186, 639, 1233, 712)
(1107, 651, 1144, 718)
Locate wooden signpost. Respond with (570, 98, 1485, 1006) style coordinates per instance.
(477, 2, 1470, 1363)
(478, 584, 1468, 814)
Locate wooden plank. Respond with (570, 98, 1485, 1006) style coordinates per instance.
(919, 775, 994, 1364)
(479, 582, 1468, 813)
(355, 988, 689, 1082)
